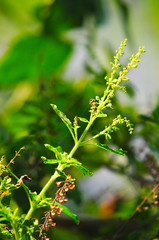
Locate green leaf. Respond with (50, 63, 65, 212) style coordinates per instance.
(94, 143, 126, 155)
(41, 156, 60, 164)
(73, 164, 93, 176)
(0, 217, 6, 222)
(78, 117, 89, 123)
(28, 191, 38, 202)
(56, 202, 79, 225)
(44, 144, 63, 160)
(0, 36, 72, 86)
(55, 169, 67, 179)
(69, 158, 82, 165)
(38, 197, 52, 208)
(105, 133, 111, 142)
(51, 104, 75, 139)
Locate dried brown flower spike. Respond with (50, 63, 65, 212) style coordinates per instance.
(39, 174, 75, 239)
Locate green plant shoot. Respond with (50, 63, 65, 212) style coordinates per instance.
(0, 39, 145, 239)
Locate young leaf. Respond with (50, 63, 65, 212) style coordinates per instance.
(70, 158, 82, 165)
(51, 104, 75, 140)
(44, 144, 63, 160)
(93, 143, 126, 155)
(61, 157, 81, 166)
(105, 133, 111, 142)
(78, 117, 89, 123)
(41, 156, 60, 164)
(38, 197, 52, 208)
(28, 191, 38, 202)
(56, 202, 79, 224)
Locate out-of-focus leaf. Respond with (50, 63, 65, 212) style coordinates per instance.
(93, 143, 126, 155)
(56, 202, 79, 224)
(51, 104, 75, 139)
(0, 36, 72, 86)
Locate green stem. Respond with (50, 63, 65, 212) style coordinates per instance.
(24, 118, 95, 223)
(23, 81, 119, 222)
(24, 163, 64, 222)
(13, 225, 20, 240)
(68, 118, 95, 158)
(81, 125, 111, 145)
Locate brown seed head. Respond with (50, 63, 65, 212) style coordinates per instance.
(64, 187, 69, 192)
(48, 217, 53, 224)
(67, 174, 71, 180)
(51, 211, 55, 217)
(59, 191, 63, 197)
(45, 224, 49, 231)
(69, 183, 75, 190)
(52, 222, 56, 227)
(143, 206, 149, 211)
(89, 99, 95, 105)
(153, 194, 158, 200)
(59, 198, 64, 203)
(56, 181, 62, 187)
(153, 201, 158, 205)
(51, 205, 55, 211)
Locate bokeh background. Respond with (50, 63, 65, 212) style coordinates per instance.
(1, 0, 159, 239)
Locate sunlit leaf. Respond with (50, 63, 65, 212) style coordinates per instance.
(41, 156, 60, 164)
(93, 143, 126, 155)
(69, 158, 82, 165)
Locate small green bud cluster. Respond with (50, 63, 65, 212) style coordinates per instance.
(107, 39, 127, 73)
(113, 115, 133, 134)
(119, 46, 146, 82)
(89, 40, 145, 121)
(104, 115, 133, 142)
(105, 39, 127, 88)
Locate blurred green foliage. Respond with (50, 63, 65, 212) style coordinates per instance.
(0, 36, 72, 85)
